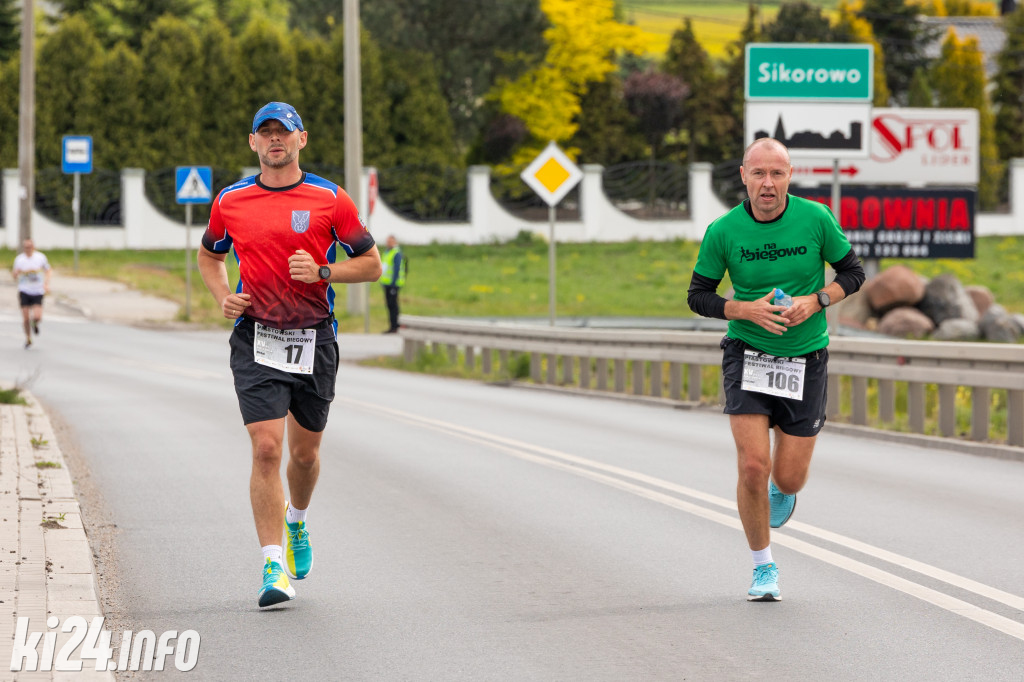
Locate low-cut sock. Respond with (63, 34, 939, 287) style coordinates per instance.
(286, 504, 307, 525)
(752, 545, 774, 567)
(262, 545, 283, 566)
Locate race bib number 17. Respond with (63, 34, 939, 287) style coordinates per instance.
(254, 323, 315, 374)
(740, 350, 806, 400)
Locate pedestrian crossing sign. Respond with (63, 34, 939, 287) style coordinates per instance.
(175, 166, 213, 204)
(520, 142, 583, 207)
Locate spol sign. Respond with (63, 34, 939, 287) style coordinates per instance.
(746, 43, 873, 102)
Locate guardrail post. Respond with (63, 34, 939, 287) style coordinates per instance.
(939, 385, 956, 437)
(465, 345, 475, 371)
(597, 358, 608, 390)
(482, 348, 492, 375)
(908, 382, 925, 433)
(447, 344, 458, 365)
(546, 354, 557, 384)
(670, 363, 681, 400)
(971, 387, 990, 442)
(878, 379, 895, 423)
(614, 359, 626, 393)
(651, 361, 663, 398)
(403, 338, 416, 364)
(562, 356, 574, 385)
(531, 353, 541, 383)
(632, 360, 644, 395)
(852, 377, 868, 425)
(579, 356, 591, 389)
(499, 350, 509, 377)
(687, 365, 702, 402)
(1009, 390, 1023, 447)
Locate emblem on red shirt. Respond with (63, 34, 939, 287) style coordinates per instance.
(291, 210, 311, 233)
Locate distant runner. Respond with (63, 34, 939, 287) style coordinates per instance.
(12, 239, 51, 349)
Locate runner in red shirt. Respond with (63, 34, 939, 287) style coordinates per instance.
(198, 102, 382, 608)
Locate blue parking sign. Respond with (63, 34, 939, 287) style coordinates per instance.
(62, 136, 93, 174)
(175, 166, 213, 205)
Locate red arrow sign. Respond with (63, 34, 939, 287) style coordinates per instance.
(793, 165, 859, 177)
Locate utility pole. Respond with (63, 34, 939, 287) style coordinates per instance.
(17, 0, 35, 242)
(344, 0, 366, 316)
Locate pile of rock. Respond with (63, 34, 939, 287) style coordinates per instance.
(835, 265, 1024, 342)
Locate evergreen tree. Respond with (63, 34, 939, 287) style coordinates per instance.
(932, 29, 1002, 209)
(0, 56, 18, 166)
(137, 15, 204, 169)
(992, 6, 1024, 162)
(235, 17, 299, 126)
(719, 4, 761, 162)
(195, 19, 250, 172)
(663, 18, 730, 162)
(569, 76, 647, 166)
(0, 0, 18, 62)
(762, 1, 838, 42)
(35, 15, 104, 168)
(90, 42, 145, 170)
(835, 0, 892, 106)
(907, 66, 934, 106)
(857, 0, 940, 104)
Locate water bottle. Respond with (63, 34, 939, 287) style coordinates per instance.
(773, 288, 792, 308)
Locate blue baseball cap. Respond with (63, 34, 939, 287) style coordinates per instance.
(252, 102, 304, 133)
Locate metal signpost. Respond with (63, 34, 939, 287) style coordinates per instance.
(363, 167, 378, 333)
(61, 135, 93, 272)
(175, 166, 213, 320)
(520, 142, 583, 326)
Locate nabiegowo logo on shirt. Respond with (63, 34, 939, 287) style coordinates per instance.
(291, 210, 311, 233)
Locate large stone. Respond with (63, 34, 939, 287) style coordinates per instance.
(1012, 313, 1024, 336)
(979, 304, 1022, 343)
(965, 285, 995, 317)
(862, 265, 925, 315)
(834, 290, 873, 327)
(877, 306, 935, 339)
(931, 318, 981, 342)
(917, 273, 979, 325)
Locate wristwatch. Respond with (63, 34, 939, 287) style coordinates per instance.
(816, 290, 831, 309)
(318, 265, 331, 281)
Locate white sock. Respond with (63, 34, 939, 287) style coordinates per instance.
(262, 545, 283, 565)
(752, 546, 774, 566)
(286, 504, 307, 525)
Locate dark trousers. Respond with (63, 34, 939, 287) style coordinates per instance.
(384, 285, 400, 331)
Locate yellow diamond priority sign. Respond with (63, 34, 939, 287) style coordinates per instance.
(521, 141, 583, 207)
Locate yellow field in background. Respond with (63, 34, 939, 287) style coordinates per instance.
(620, 0, 840, 58)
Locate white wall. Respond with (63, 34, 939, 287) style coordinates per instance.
(2, 162, 1020, 250)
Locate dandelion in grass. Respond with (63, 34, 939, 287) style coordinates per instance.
(469, 284, 494, 294)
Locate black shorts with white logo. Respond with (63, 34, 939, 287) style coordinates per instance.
(720, 336, 829, 437)
(19, 292, 44, 307)
(228, 319, 339, 432)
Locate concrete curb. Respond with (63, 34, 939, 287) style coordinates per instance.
(0, 393, 113, 681)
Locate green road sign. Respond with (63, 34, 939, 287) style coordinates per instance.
(746, 43, 873, 101)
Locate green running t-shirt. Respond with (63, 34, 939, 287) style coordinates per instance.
(694, 194, 853, 357)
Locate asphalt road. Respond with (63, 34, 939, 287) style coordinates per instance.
(1, 309, 1023, 681)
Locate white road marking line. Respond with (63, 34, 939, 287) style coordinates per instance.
(341, 397, 1024, 642)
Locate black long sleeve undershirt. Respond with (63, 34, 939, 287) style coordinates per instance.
(685, 247, 866, 320)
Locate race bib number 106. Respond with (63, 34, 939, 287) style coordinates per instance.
(740, 349, 806, 400)
(254, 323, 315, 374)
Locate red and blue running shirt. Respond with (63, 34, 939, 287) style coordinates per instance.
(202, 172, 375, 331)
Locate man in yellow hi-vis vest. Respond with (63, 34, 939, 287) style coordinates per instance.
(380, 235, 407, 333)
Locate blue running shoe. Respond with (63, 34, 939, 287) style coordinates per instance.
(747, 562, 781, 601)
(258, 559, 295, 607)
(285, 502, 313, 580)
(769, 480, 796, 528)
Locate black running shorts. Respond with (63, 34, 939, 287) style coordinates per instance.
(19, 292, 44, 307)
(228, 320, 340, 432)
(720, 336, 829, 437)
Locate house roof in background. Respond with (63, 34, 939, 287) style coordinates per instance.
(921, 16, 1007, 77)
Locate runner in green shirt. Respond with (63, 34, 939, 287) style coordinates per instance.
(687, 137, 865, 601)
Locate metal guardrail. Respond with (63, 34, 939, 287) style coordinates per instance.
(399, 315, 1024, 449)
